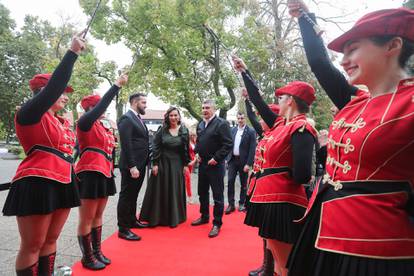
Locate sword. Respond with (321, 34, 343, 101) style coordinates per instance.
(299, 8, 323, 36)
(83, 0, 103, 38)
(203, 23, 244, 87)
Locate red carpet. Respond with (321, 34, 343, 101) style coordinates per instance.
(72, 204, 262, 275)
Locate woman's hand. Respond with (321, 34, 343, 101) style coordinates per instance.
(70, 30, 87, 55)
(241, 87, 249, 99)
(115, 73, 128, 87)
(232, 56, 247, 73)
(287, 0, 309, 18)
(183, 166, 189, 175)
(152, 165, 159, 176)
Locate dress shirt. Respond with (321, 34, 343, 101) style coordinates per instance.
(233, 125, 245, 156)
(203, 115, 216, 128)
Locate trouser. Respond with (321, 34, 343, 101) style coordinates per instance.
(227, 157, 248, 206)
(117, 167, 146, 228)
(198, 162, 225, 226)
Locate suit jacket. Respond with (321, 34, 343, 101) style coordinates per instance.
(228, 125, 257, 167)
(195, 116, 233, 164)
(117, 110, 149, 170)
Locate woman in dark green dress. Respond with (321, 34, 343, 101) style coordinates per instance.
(139, 107, 191, 227)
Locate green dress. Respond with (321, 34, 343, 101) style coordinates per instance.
(139, 125, 190, 227)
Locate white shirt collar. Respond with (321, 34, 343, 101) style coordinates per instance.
(204, 115, 216, 125)
(237, 124, 246, 131)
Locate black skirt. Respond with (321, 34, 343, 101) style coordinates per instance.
(257, 202, 305, 243)
(287, 195, 414, 276)
(244, 196, 264, 228)
(2, 176, 80, 217)
(77, 171, 116, 199)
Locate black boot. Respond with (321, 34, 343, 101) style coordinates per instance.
(91, 225, 111, 265)
(78, 233, 106, 270)
(16, 262, 38, 276)
(248, 240, 266, 276)
(38, 252, 56, 276)
(259, 248, 274, 276)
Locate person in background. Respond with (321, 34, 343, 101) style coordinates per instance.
(75, 73, 128, 270)
(191, 99, 233, 238)
(233, 56, 317, 276)
(225, 112, 256, 214)
(2, 32, 86, 276)
(243, 89, 280, 276)
(117, 93, 149, 241)
(185, 129, 197, 203)
(139, 107, 191, 228)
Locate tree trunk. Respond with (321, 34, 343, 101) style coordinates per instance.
(116, 97, 124, 120)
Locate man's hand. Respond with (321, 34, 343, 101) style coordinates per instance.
(152, 165, 159, 176)
(196, 154, 202, 163)
(183, 166, 189, 175)
(70, 30, 87, 55)
(130, 166, 140, 179)
(243, 165, 250, 173)
(208, 158, 218, 166)
(115, 73, 128, 87)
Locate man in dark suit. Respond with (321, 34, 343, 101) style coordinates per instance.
(226, 112, 256, 214)
(117, 93, 149, 241)
(191, 99, 233, 238)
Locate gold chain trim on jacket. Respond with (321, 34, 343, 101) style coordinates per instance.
(327, 156, 352, 174)
(328, 137, 355, 154)
(331, 117, 366, 133)
(323, 174, 343, 191)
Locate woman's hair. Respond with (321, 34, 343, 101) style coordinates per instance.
(292, 95, 310, 113)
(370, 35, 414, 70)
(163, 106, 181, 129)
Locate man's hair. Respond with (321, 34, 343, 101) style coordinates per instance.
(129, 93, 146, 104)
(202, 99, 216, 108)
(237, 112, 245, 117)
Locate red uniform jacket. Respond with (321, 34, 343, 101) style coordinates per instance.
(75, 120, 116, 178)
(247, 118, 285, 196)
(250, 114, 317, 207)
(304, 79, 414, 259)
(13, 112, 75, 184)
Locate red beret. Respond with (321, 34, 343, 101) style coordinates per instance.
(275, 81, 315, 105)
(328, 8, 414, 52)
(81, 95, 101, 110)
(29, 74, 74, 93)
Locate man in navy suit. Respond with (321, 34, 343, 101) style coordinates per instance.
(117, 93, 149, 241)
(225, 112, 256, 214)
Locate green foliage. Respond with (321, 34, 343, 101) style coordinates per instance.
(80, 0, 242, 120)
(235, 0, 333, 129)
(0, 4, 112, 141)
(403, 0, 414, 9)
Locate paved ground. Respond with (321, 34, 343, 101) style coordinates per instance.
(0, 160, 241, 275)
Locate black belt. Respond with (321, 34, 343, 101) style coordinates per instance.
(319, 179, 413, 215)
(80, 147, 113, 162)
(27, 145, 73, 163)
(256, 167, 292, 179)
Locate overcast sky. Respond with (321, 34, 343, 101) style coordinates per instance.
(1, 0, 405, 118)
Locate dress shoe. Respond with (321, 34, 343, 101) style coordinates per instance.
(225, 204, 235, 215)
(208, 225, 221, 238)
(131, 220, 149, 228)
(238, 205, 246, 212)
(191, 217, 209, 226)
(118, 228, 141, 241)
